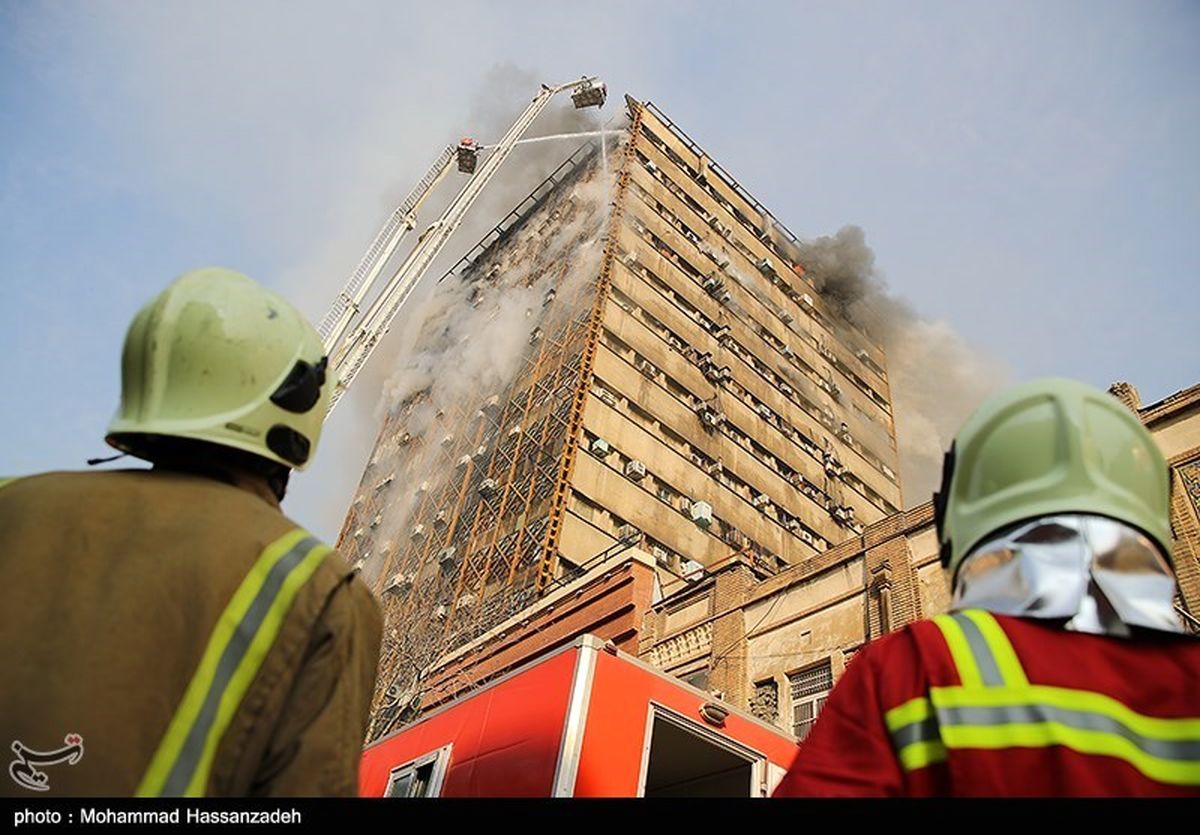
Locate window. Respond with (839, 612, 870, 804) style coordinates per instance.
(789, 661, 832, 741)
(385, 745, 451, 798)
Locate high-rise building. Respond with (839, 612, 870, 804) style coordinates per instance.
(338, 95, 905, 738)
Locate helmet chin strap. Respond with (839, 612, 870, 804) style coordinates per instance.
(86, 453, 129, 466)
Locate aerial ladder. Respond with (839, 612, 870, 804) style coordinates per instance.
(321, 76, 607, 416)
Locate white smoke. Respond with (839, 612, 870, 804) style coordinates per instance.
(355, 157, 617, 583)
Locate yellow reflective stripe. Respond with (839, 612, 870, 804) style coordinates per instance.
(939, 721, 1200, 786)
(931, 685, 1200, 786)
(136, 529, 331, 797)
(897, 740, 949, 772)
(932, 614, 983, 688)
(885, 696, 935, 732)
(885, 697, 948, 773)
(960, 610, 1028, 688)
(932, 685, 1200, 741)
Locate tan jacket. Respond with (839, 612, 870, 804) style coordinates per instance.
(0, 470, 382, 797)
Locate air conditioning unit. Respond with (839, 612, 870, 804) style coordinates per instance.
(681, 559, 705, 580)
(375, 474, 394, 492)
(822, 407, 836, 426)
(752, 493, 771, 509)
(855, 348, 870, 362)
(756, 257, 776, 277)
(482, 395, 501, 416)
(644, 159, 657, 173)
(472, 445, 488, 462)
(833, 505, 855, 524)
(529, 327, 543, 345)
(350, 557, 366, 574)
(617, 524, 643, 544)
(370, 514, 382, 529)
(779, 383, 794, 397)
(590, 437, 610, 457)
(711, 324, 731, 340)
(651, 546, 670, 564)
(439, 546, 457, 570)
(596, 388, 617, 407)
(544, 288, 557, 306)
(398, 432, 413, 447)
(479, 478, 498, 497)
(780, 311, 794, 325)
(433, 604, 449, 621)
(408, 523, 427, 542)
(353, 527, 365, 539)
(704, 460, 723, 477)
(698, 405, 725, 429)
(690, 501, 714, 528)
(636, 359, 658, 378)
(433, 510, 448, 530)
(801, 294, 814, 307)
(800, 529, 815, 545)
(508, 423, 522, 437)
(624, 459, 647, 480)
(416, 480, 430, 496)
(456, 454, 471, 470)
(757, 403, 773, 420)
(882, 464, 897, 481)
(384, 573, 415, 596)
(831, 383, 843, 400)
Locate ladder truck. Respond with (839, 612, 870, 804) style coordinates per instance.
(319, 76, 607, 415)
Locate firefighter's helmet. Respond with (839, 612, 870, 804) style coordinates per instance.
(933, 377, 1172, 579)
(106, 268, 330, 470)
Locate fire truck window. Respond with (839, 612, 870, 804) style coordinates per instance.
(643, 715, 756, 797)
(384, 746, 450, 798)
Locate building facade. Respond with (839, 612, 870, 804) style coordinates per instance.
(638, 381, 1200, 737)
(339, 95, 904, 739)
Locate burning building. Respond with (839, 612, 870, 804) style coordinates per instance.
(338, 95, 907, 740)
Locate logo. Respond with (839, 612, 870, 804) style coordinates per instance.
(9, 734, 84, 792)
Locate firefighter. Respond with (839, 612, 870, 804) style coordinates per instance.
(774, 377, 1200, 797)
(0, 268, 382, 797)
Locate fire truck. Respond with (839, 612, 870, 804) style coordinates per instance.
(360, 635, 799, 797)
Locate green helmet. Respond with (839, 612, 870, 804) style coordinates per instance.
(106, 268, 331, 470)
(933, 377, 1172, 579)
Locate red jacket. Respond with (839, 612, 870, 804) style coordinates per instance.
(773, 610, 1200, 797)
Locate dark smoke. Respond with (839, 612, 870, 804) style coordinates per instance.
(796, 225, 1012, 507)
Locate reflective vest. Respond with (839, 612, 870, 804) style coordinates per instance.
(0, 470, 380, 797)
(887, 610, 1200, 789)
(774, 609, 1200, 796)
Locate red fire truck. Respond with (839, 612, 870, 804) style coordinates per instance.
(360, 635, 800, 797)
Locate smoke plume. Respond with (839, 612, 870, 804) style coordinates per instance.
(796, 225, 1012, 505)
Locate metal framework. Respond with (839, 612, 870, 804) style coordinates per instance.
(341, 126, 637, 739)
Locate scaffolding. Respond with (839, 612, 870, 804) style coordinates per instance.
(341, 115, 643, 739)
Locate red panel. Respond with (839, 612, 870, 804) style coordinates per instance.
(359, 648, 577, 797)
(573, 650, 800, 797)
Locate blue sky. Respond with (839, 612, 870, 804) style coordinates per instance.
(2, 1, 1197, 540)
